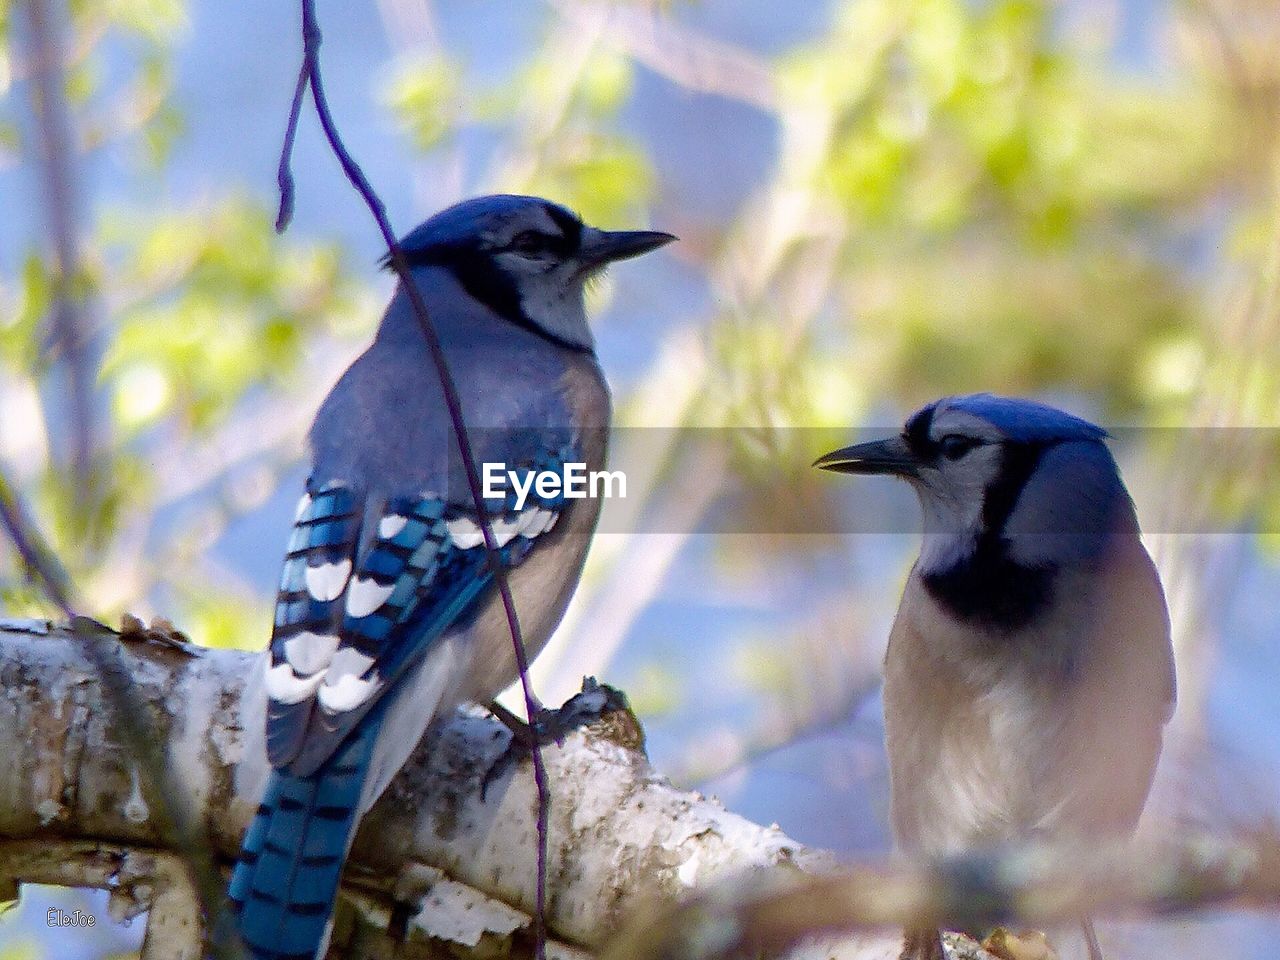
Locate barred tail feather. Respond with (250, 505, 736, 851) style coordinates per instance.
(229, 717, 381, 960)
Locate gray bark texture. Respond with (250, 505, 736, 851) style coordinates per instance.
(3, 617, 925, 959)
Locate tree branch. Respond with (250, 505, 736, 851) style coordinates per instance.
(0, 619, 829, 958)
(5, 618, 1274, 959)
(603, 830, 1280, 960)
(0, 470, 239, 960)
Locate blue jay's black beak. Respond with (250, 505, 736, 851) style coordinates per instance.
(578, 228, 676, 270)
(813, 436, 919, 477)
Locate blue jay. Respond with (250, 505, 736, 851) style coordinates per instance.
(815, 394, 1175, 960)
(228, 195, 673, 960)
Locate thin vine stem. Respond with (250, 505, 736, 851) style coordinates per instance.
(274, 3, 553, 955)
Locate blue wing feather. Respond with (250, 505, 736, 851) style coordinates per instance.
(265, 443, 577, 776)
(266, 483, 359, 764)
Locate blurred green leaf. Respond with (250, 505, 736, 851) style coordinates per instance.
(383, 56, 461, 152)
(0, 939, 41, 960)
(624, 661, 685, 719)
(527, 136, 654, 226)
(578, 50, 633, 117)
(0, 254, 51, 372)
(102, 0, 189, 42)
(99, 197, 364, 434)
(177, 583, 272, 651)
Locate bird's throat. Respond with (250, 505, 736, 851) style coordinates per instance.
(921, 537, 1057, 631)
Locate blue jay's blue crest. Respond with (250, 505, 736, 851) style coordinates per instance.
(920, 393, 1108, 446)
(395, 194, 583, 258)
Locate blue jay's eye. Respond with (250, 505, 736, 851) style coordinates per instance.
(939, 434, 980, 460)
(510, 231, 551, 255)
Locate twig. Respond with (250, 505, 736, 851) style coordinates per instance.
(672, 680, 881, 790)
(277, 3, 552, 954)
(602, 831, 1280, 960)
(21, 0, 98, 501)
(548, 0, 779, 113)
(0, 467, 243, 959)
(0, 470, 75, 612)
(274, 58, 309, 234)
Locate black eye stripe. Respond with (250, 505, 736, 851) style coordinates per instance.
(981, 442, 1047, 536)
(543, 204, 583, 248)
(903, 404, 937, 457)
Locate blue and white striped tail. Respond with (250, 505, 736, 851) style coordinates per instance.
(228, 717, 380, 960)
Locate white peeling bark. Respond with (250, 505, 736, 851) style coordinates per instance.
(0, 617, 860, 958)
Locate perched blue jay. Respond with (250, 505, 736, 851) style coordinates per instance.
(815, 394, 1175, 960)
(228, 195, 672, 960)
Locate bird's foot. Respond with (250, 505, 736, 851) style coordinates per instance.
(478, 704, 582, 801)
(980, 928, 1059, 960)
(487, 701, 575, 749)
(480, 680, 636, 801)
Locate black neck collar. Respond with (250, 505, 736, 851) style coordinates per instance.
(921, 441, 1057, 631)
(922, 543, 1057, 631)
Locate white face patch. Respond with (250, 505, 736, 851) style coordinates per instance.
(283, 631, 340, 676)
(504, 259, 592, 350)
(265, 661, 326, 704)
(346, 577, 395, 618)
(305, 559, 352, 602)
(906, 405, 1010, 575)
(913, 463, 995, 575)
(318, 672, 379, 712)
(484, 205, 594, 350)
(378, 514, 408, 539)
